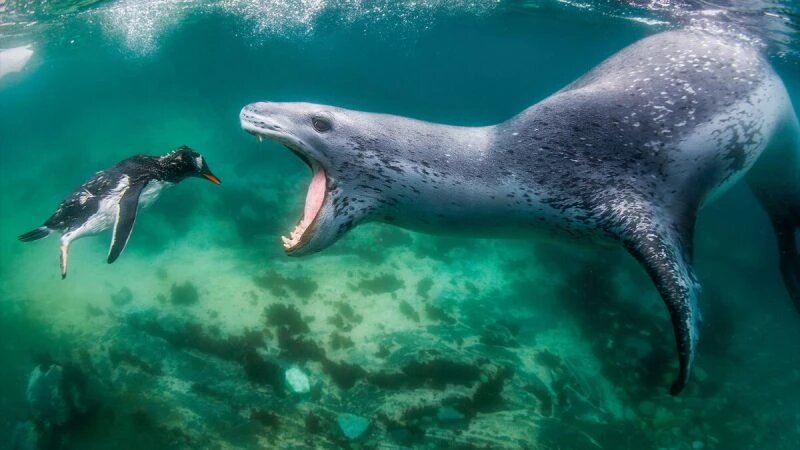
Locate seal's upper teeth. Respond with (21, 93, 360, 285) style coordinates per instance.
(257, 135, 263, 143)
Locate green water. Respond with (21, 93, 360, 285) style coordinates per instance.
(1, 1, 800, 449)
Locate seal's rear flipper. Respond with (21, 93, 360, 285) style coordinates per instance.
(621, 216, 699, 395)
(748, 113, 800, 312)
(770, 218, 800, 311)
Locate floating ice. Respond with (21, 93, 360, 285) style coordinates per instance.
(0, 44, 33, 80)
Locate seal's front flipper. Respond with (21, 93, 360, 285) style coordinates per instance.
(108, 183, 146, 264)
(622, 220, 700, 395)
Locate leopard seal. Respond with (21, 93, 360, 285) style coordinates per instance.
(240, 29, 800, 395)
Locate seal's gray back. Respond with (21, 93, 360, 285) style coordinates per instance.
(498, 29, 791, 229)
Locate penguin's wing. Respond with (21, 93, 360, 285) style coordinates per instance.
(108, 182, 147, 264)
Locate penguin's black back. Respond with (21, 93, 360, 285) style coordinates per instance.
(45, 155, 162, 232)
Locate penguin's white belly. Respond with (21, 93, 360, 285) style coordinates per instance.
(64, 177, 175, 243)
(69, 191, 126, 241)
(139, 181, 172, 208)
(70, 180, 171, 241)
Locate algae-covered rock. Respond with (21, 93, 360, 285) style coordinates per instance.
(436, 406, 466, 422)
(254, 270, 318, 298)
(111, 287, 133, 306)
(399, 300, 420, 322)
(266, 303, 310, 335)
(72, 293, 622, 449)
(26, 362, 88, 429)
(10, 421, 39, 450)
(356, 273, 404, 295)
(170, 282, 199, 306)
(480, 321, 519, 348)
(337, 413, 370, 440)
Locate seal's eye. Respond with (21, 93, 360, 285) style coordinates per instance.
(312, 116, 332, 133)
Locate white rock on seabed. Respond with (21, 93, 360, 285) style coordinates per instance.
(285, 366, 311, 394)
(0, 44, 34, 80)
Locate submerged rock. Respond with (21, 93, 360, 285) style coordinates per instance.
(329, 331, 354, 350)
(266, 304, 310, 335)
(170, 281, 200, 305)
(356, 273, 404, 295)
(524, 373, 554, 417)
(436, 406, 466, 422)
(10, 421, 40, 450)
(399, 300, 420, 322)
(480, 321, 519, 348)
(416, 277, 434, 298)
(337, 413, 370, 440)
(285, 366, 311, 394)
(111, 287, 133, 306)
(424, 303, 455, 324)
(26, 361, 88, 429)
(254, 270, 318, 298)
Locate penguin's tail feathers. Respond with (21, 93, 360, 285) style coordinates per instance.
(18, 226, 51, 242)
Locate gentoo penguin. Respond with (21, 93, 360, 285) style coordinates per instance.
(18, 146, 221, 278)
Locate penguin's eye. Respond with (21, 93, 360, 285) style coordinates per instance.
(312, 116, 332, 133)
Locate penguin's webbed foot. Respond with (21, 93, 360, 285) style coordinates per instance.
(59, 238, 70, 280)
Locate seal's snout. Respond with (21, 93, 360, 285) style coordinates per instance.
(240, 102, 282, 139)
(240, 101, 273, 120)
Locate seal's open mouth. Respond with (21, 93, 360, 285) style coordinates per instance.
(284, 164, 326, 250)
(241, 122, 327, 253)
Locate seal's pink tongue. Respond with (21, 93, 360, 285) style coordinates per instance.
(304, 169, 326, 223)
(282, 168, 327, 250)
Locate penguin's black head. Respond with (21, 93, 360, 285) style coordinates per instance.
(163, 145, 221, 184)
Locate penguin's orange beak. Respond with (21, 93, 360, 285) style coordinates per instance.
(200, 164, 221, 185)
(203, 173, 221, 185)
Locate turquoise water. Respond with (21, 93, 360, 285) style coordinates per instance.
(1, 1, 800, 448)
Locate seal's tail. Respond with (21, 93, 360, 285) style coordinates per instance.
(748, 111, 800, 311)
(18, 226, 51, 242)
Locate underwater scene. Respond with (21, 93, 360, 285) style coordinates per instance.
(2, 0, 800, 448)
